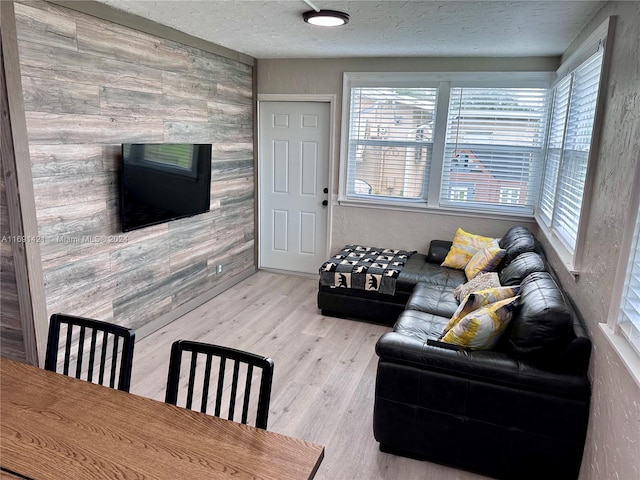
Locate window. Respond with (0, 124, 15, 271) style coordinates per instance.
(618, 208, 640, 356)
(340, 73, 552, 216)
(537, 18, 611, 272)
(345, 86, 437, 201)
(604, 168, 640, 385)
(539, 50, 605, 253)
(441, 87, 549, 214)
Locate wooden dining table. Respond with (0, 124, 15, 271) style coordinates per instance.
(0, 357, 324, 480)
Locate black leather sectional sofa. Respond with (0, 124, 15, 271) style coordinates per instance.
(317, 226, 591, 480)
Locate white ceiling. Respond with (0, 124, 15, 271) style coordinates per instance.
(94, 0, 606, 59)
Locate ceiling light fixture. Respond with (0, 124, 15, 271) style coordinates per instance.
(302, 0, 349, 27)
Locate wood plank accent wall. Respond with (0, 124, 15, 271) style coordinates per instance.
(13, 0, 256, 332)
(1, 41, 27, 363)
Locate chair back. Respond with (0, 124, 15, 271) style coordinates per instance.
(165, 340, 274, 429)
(45, 313, 135, 392)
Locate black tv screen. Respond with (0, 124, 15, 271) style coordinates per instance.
(120, 143, 212, 232)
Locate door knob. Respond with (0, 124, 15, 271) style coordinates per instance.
(322, 200, 328, 206)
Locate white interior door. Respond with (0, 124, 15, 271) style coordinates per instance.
(259, 101, 330, 274)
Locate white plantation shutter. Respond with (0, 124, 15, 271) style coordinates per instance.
(539, 76, 572, 224)
(346, 87, 437, 200)
(440, 87, 549, 214)
(619, 208, 640, 355)
(552, 51, 604, 251)
(539, 49, 605, 253)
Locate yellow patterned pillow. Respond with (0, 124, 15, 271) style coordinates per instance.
(464, 245, 507, 280)
(441, 228, 497, 270)
(442, 286, 520, 336)
(441, 296, 520, 350)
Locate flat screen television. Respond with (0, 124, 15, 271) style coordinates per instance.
(120, 143, 212, 232)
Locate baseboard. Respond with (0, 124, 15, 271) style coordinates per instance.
(135, 267, 257, 340)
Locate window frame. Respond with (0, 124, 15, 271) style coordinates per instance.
(339, 71, 554, 219)
(603, 160, 640, 388)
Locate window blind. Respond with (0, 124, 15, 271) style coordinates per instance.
(550, 50, 604, 251)
(619, 208, 640, 356)
(440, 87, 549, 214)
(539, 76, 572, 224)
(346, 87, 437, 200)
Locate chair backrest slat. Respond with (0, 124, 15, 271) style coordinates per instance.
(186, 351, 198, 410)
(241, 364, 254, 425)
(214, 356, 226, 417)
(87, 329, 98, 383)
(45, 313, 136, 393)
(200, 354, 213, 413)
(165, 340, 274, 429)
(63, 325, 73, 376)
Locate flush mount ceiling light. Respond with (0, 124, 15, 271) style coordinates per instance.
(302, 0, 349, 27)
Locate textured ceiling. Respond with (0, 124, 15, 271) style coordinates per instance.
(94, 0, 605, 59)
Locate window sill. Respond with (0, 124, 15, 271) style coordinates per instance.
(534, 217, 580, 278)
(599, 323, 640, 389)
(336, 197, 534, 223)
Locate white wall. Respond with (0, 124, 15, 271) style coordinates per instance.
(257, 57, 553, 252)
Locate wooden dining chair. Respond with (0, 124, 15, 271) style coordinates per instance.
(165, 340, 274, 429)
(45, 313, 136, 392)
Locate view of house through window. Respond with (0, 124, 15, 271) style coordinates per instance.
(343, 80, 550, 215)
(346, 87, 437, 201)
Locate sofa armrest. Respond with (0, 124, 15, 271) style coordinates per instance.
(375, 331, 590, 398)
(426, 240, 452, 264)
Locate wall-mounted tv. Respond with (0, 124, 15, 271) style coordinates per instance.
(120, 143, 212, 232)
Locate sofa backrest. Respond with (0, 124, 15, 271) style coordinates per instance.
(498, 225, 540, 266)
(499, 271, 591, 372)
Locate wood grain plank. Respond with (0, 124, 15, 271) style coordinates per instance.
(99, 86, 208, 121)
(29, 144, 106, 178)
(21, 76, 100, 115)
(18, 46, 164, 95)
(32, 172, 115, 210)
(24, 111, 164, 144)
(14, 2, 77, 51)
(76, 19, 189, 72)
(161, 70, 218, 100)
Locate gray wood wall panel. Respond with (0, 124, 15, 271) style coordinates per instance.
(14, 0, 256, 331)
(0, 176, 27, 363)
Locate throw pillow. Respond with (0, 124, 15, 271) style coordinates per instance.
(441, 228, 497, 270)
(441, 296, 520, 350)
(464, 245, 507, 280)
(454, 272, 500, 302)
(442, 286, 520, 336)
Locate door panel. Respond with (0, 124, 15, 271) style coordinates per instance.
(259, 102, 329, 274)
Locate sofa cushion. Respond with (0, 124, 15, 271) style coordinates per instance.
(501, 272, 574, 364)
(498, 225, 538, 266)
(405, 283, 459, 319)
(464, 246, 506, 280)
(441, 228, 497, 270)
(443, 286, 521, 335)
(394, 310, 449, 343)
(441, 296, 520, 350)
(454, 272, 501, 301)
(499, 252, 546, 286)
(397, 256, 467, 290)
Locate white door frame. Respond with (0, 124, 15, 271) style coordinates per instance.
(257, 94, 336, 272)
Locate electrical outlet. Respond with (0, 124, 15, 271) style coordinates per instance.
(216, 264, 223, 274)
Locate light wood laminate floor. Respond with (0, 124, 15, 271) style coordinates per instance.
(131, 271, 489, 480)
